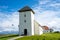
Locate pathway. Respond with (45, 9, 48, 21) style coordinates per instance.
(8, 36, 23, 40)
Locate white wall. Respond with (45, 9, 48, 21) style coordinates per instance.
(39, 26, 43, 35)
(34, 21, 40, 35)
(19, 11, 34, 35)
(43, 30, 50, 33)
(31, 12, 34, 35)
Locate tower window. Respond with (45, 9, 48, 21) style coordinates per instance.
(24, 14, 26, 17)
(24, 20, 26, 22)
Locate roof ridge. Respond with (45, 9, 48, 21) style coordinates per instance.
(18, 6, 35, 14)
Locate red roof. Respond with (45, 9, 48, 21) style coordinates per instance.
(42, 26, 49, 30)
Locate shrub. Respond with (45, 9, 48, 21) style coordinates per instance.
(54, 31, 60, 33)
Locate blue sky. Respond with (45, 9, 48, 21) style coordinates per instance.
(0, 0, 60, 33)
(0, 0, 38, 13)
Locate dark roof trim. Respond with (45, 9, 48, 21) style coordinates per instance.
(18, 6, 35, 14)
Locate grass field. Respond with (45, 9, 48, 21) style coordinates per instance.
(0, 34, 18, 40)
(16, 33, 60, 40)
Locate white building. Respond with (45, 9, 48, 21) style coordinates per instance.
(41, 26, 50, 33)
(18, 6, 43, 36)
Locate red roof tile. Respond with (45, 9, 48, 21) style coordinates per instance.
(42, 26, 49, 30)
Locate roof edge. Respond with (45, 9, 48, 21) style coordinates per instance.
(18, 6, 35, 14)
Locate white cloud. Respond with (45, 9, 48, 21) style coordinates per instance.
(39, 0, 50, 4)
(36, 0, 60, 11)
(0, 12, 19, 32)
(33, 0, 60, 31)
(50, 3, 60, 7)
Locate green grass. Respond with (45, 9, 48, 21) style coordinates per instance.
(16, 33, 60, 40)
(0, 34, 19, 40)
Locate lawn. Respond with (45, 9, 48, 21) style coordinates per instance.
(16, 33, 60, 40)
(0, 34, 19, 40)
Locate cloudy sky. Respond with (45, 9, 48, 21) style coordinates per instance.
(0, 0, 60, 32)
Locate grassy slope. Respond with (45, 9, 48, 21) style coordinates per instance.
(16, 33, 60, 40)
(0, 34, 18, 40)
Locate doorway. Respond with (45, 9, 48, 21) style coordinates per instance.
(24, 29, 27, 35)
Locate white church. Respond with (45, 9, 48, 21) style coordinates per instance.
(18, 6, 49, 36)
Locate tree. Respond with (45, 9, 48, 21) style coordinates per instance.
(50, 28, 53, 32)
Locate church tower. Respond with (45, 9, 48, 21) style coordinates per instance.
(18, 6, 35, 36)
